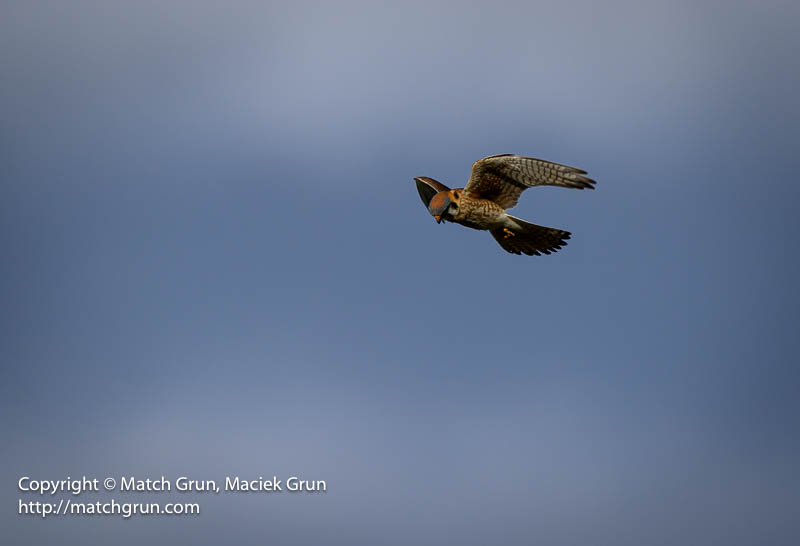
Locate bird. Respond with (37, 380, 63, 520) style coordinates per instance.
(414, 154, 596, 256)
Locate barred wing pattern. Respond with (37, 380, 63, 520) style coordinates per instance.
(490, 223, 570, 256)
(464, 154, 596, 209)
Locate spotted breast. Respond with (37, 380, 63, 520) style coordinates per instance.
(453, 193, 507, 230)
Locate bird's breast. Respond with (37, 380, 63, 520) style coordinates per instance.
(453, 195, 506, 230)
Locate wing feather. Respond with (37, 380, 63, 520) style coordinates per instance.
(464, 154, 596, 209)
(414, 176, 451, 208)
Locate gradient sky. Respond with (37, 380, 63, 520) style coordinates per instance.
(2, 1, 799, 544)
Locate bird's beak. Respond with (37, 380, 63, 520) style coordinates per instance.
(434, 215, 442, 224)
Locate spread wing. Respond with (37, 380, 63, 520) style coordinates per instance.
(413, 176, 451, 208)
(463, 154, 596, 209)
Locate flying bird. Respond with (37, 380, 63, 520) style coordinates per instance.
(414, 154, 596, 256)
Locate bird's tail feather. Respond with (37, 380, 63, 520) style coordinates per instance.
(489, 215, 570, 256)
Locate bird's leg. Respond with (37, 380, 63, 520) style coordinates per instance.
(503, 228, 516, 239)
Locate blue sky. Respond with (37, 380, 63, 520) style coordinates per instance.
(2, 1, 798, 544)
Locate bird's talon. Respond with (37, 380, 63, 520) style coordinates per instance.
(503, 228, 515, 239)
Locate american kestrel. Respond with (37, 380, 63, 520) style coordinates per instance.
(414, 154, 596, 256)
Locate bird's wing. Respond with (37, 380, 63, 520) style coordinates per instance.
(489, 215, 570, 256)
(414, 177, 451, 208)
(463, 154, 596, 209)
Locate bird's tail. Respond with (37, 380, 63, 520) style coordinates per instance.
(489, 215, 571, 256)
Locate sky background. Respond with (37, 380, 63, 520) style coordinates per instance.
(2, 1, 799, 544)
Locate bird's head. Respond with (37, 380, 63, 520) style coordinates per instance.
(428, 190, 459, 224)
